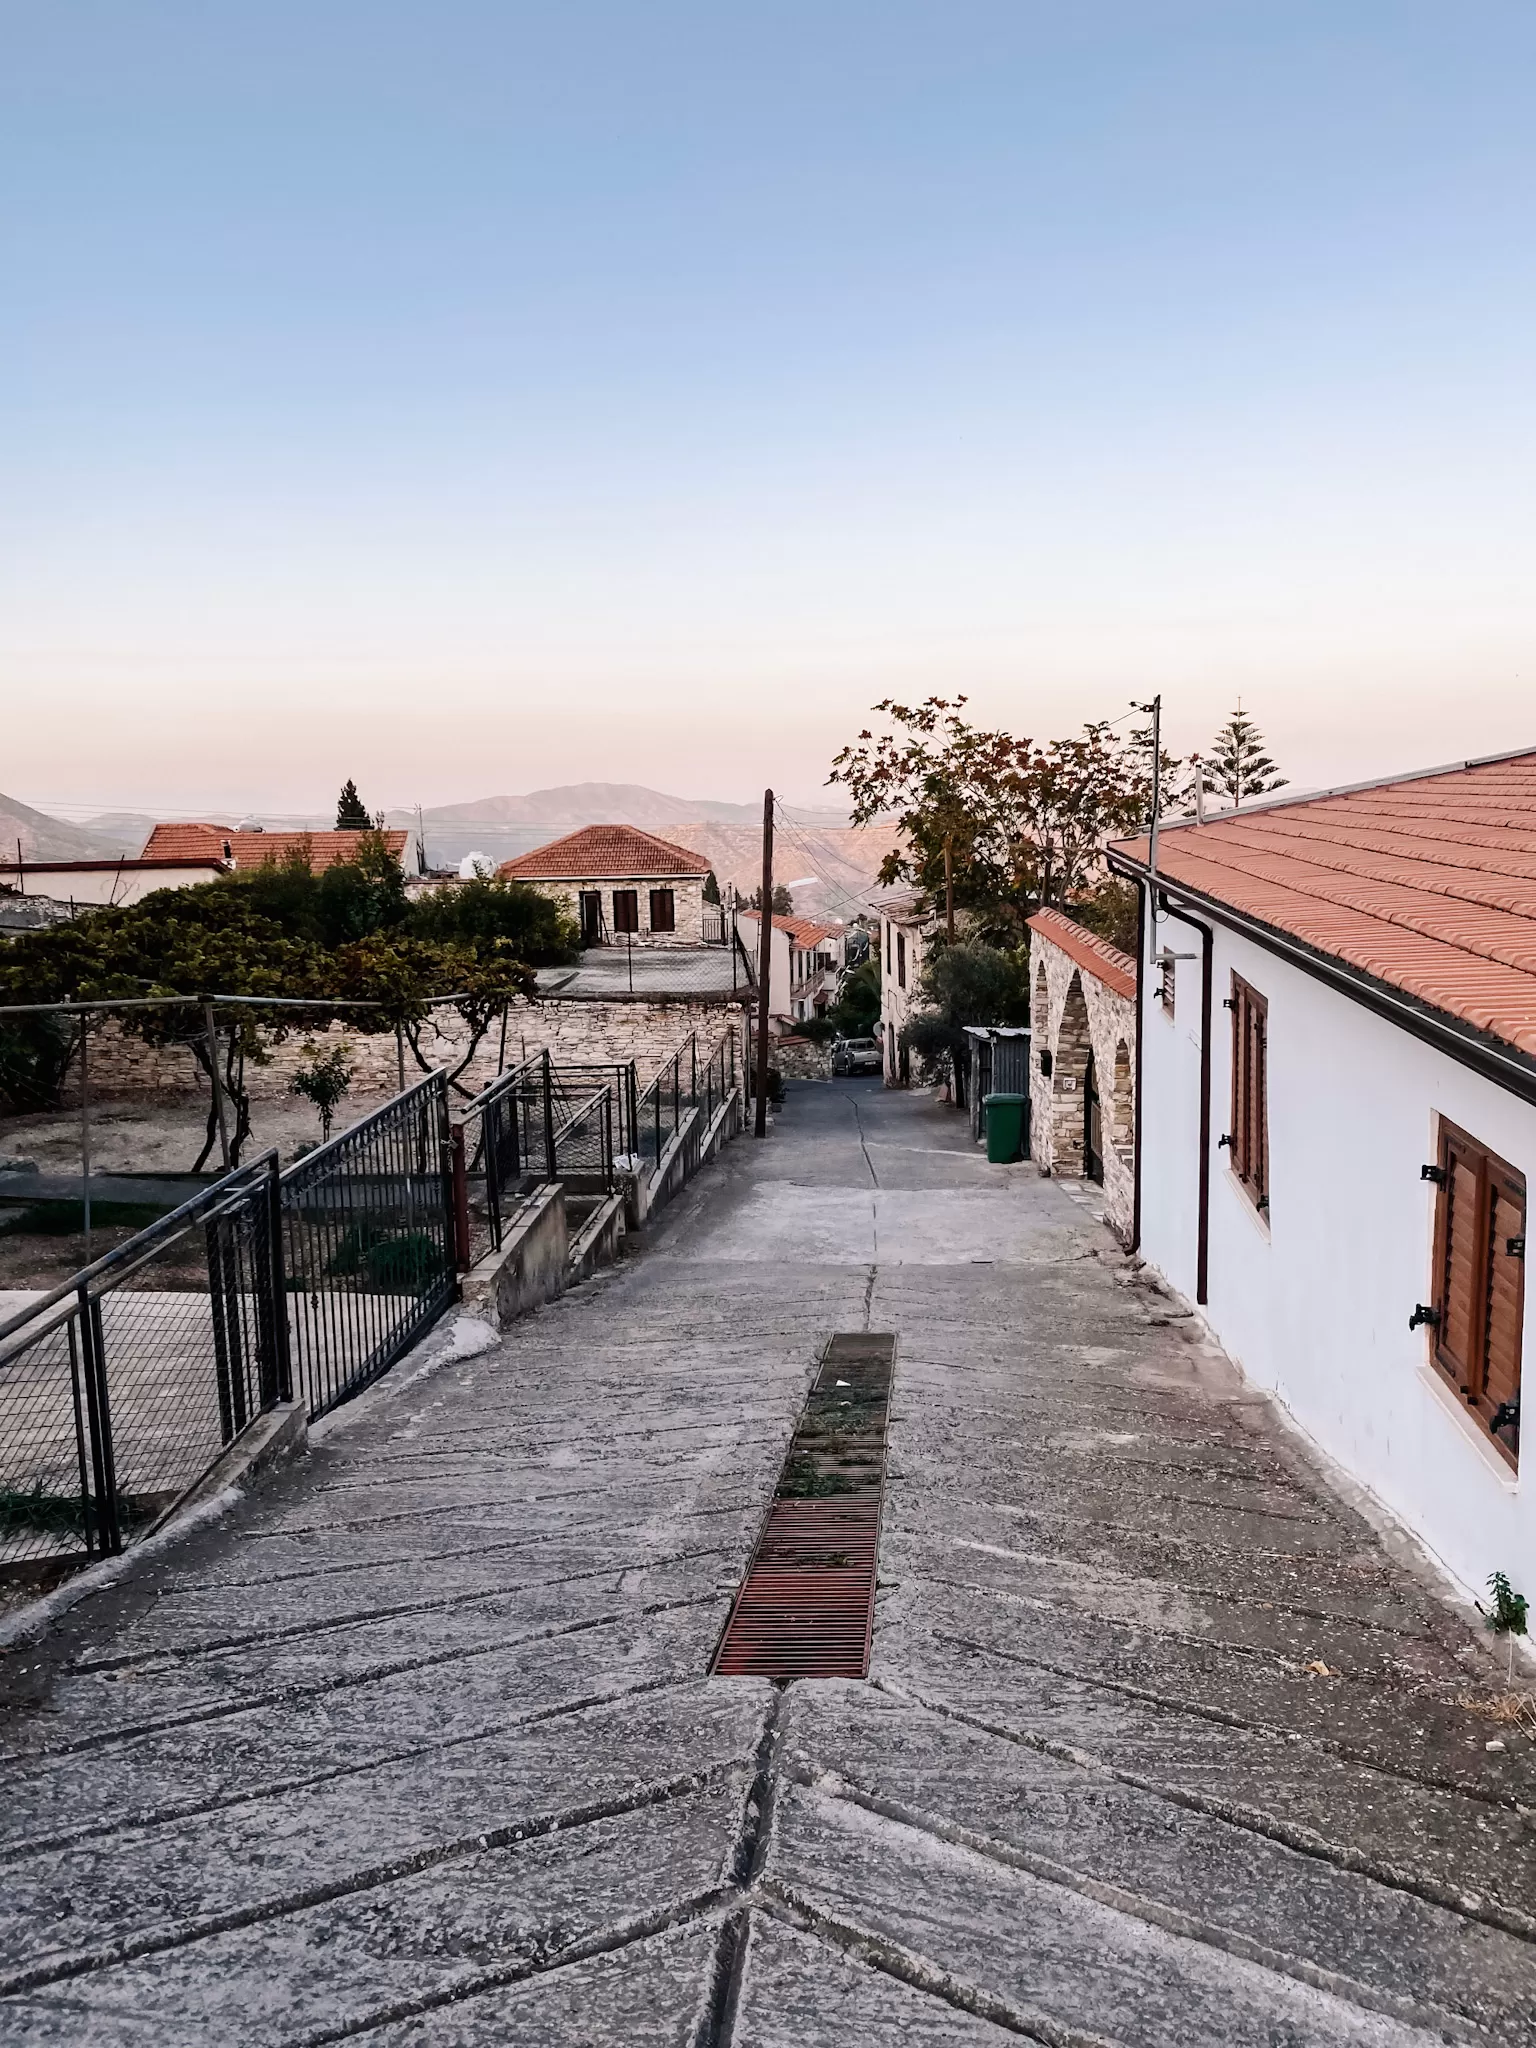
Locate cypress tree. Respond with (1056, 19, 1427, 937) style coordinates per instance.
(335, 779, 371, 829)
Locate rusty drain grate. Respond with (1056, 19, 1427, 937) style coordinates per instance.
(712, 1333, 894, 1680)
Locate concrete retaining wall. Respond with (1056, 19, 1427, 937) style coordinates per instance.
(459, 1184, 569, 1328)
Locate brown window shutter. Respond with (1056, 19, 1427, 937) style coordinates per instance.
(1431, 1123, 1523, 1467)
(1482, 1168, 1524, 1452)
(1436, 1141, 1485, 1392)
(648, 888, 675, 932)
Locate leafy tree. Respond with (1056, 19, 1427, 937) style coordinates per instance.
(899, 940, 1030, 1083)
(702, 870, 721, 905)
(828, 955, 881, 1037)
(748, 885, 794, 915)
(407, 874, 577, 962)
(1206, 706, 1287, 808)
(335, 779, 372, 829)
(831, 697, 1168, 943)
(0, 1012, 76, 1113)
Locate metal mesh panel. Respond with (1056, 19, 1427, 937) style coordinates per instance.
(0, 1158, 287, 1569)
(281, 1073, 455, 1420)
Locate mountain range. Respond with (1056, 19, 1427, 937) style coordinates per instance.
(1, 783, 899, 918)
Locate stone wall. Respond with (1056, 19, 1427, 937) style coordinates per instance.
(773, 1035, 833, 1080)
(73, 997, 750, 1104)
(1028, 920, 1137, 1245)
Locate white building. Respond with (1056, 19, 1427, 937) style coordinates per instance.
(733, 911, 847, 1024)
(877, 893, 935, 1086)
(1110, 750, 1535, 1607)
(0, 855, 230, 906)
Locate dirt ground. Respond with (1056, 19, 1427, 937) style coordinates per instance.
(0, 1089, 405, 1181)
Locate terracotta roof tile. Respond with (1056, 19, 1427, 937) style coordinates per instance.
(140, 823, 408, 873)
(498, 824, 710, 880)
(737, 910, 845, 944)
(1110, 751, 1536, 1057)
(1027, 907, 1137, 1001)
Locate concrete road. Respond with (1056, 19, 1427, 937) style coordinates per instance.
(0, 1080, 1532, 2044)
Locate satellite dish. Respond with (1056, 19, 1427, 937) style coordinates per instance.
(459, 852, 494, 880)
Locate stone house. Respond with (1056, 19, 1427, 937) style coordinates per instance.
(1027, 906, 1137, 1245)
(877, 893, 935, 1086)
(500, 825, 714, 949)
(1109, 748, 1536, 1606)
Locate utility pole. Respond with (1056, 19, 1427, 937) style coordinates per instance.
(79, 1015, 92, 1263)
(1146, 694, 1162, 948)
(754, 790, 774, 1138)
(944, 832, 955, 942)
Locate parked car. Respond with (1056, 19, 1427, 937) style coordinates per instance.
(832, 1036, 882, 1076)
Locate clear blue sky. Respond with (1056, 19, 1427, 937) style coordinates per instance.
(4, 3, 1534, 812)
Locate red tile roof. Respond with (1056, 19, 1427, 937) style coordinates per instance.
(1110, 750, 1536, 1057)
(141, 823, 408, 873)
(1027, 907, 1137, 1002)
(737, 910, 845, 946)
(498, 824, 711, 881)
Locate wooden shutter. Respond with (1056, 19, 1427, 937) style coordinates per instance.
(613, 889, 639, 933)
(1228, 976, 1269, 1212)
(648, 888, 675, 932)
(1431, 1121, 1523, 1467)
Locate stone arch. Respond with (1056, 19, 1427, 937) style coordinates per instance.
(1112, 1039, 1133, 1166)
(1052, 973, 1091, 1175)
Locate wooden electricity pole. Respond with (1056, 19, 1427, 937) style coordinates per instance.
(754, 789, 774, 1138)
(944, 832, 955, 942)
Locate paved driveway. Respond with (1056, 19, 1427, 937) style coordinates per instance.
(0, 1081, 1531, 2043)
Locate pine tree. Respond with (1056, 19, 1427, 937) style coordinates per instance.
(702, 871, 721, 904)
(1206, 707, 1287, 809)
(335, 779, 371, 829)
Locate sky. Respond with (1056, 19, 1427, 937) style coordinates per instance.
(3, 2, 1534, 817)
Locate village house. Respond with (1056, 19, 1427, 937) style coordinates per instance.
(1110, 749, 1536, 1604)
(0, 853, 231, 907)
(1026, 906, 1137, 1245)
(500, 825, 716, 949)
(733, 910, 847, 1024)
(139, 822, 419, 875)
(877, 893, 934, 1085)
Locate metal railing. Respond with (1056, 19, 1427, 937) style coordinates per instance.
(0, 1156, 289, 1567)
(280, 1070, 457, 1420)
(633, 1028, 737, 1171)
(451, 1054, 618, 1268)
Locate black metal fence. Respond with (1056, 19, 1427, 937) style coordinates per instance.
(281, 1070, 457, 1420)
(634, 1028, 737, 1171)
(450, 1054, 620, 1268)
(0, 1156, 289, 1570)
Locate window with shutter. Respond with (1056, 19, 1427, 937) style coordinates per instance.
(648, 888, 675, 932)
(612, 889, 639, 933)
(897, 932, 907, 990)
(1159, 956, 1175, 1016)
(1430, 1122, 1523, 1467)
(1228, 975, 1269, 1216)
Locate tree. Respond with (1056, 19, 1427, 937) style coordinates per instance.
(335, 779, 372, 829)
(900, 941, 1030, 1083)
(1206, 707, 1287, 809)
(748, 885, 794, 915)
(290, 1040, 354, 1140)
(702, 871, 721, 905)
(408, 874, 578, 962)
(828, 955, 880, 1038)
(830, 697, 1168, 944)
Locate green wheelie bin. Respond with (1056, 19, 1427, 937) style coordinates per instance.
(983, 1091, 1026, 1164)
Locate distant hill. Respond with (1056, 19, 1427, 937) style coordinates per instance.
(0, 793, 128, 864)
(8, 781, 901, 918)
(417, 783, 850, 831)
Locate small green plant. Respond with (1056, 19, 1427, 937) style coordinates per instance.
(290, 1040, 355, 1141)
(1486, 1570, 1529, 1683)
(1486, 1571, 1529, 1636)
(324, 1222, 440, 1290)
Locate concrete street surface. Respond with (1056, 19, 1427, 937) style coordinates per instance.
(0, 1079, 1532, 2043)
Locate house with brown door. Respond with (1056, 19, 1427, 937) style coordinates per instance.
(499, 825, 716, 949)
(1110, 748, 1536, 1607)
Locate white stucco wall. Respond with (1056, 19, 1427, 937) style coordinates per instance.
(1139, 895, 1533, 1606)
(879, 912, 929, 1085)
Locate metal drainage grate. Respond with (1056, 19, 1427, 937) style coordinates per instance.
(712, 1333, 894, 1679)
